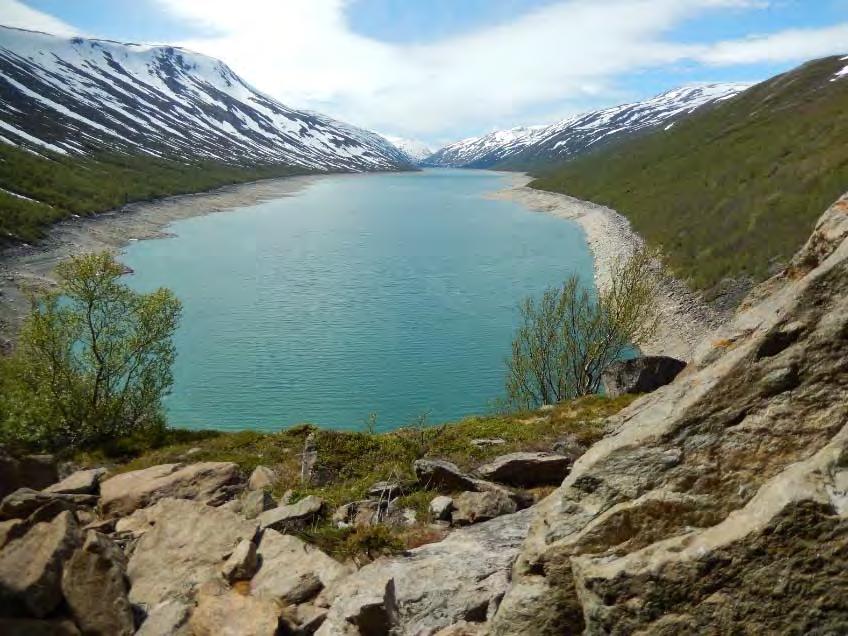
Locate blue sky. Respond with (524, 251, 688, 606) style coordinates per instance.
(3, 0, 847, 146)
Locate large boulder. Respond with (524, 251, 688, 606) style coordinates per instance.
(241, 489, 275, 520)
(601, 355, 686, 397)
(0, 510, 81, 617)
(413, 459, 478, 492)
(489, 193, 848, 634)
(258, 495, 324, 532)
(318, 508, 533, 635)
(61, 531, 134, 636)
(0, 451, 57, 499)
(44, 468, 107, 496)
(125, 498, 258, 609)
(251, 529, 350, 604)
(99, 462, 244, 517)
(474, 452, 570, 487)
(220, 538, 258, 582)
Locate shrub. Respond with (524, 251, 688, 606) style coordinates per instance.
(0, 252, 182, 452)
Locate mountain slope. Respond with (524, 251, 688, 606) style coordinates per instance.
(424, 84, 747, 169)
(531, 55, 848, 300)
(0, 26, 412, 243)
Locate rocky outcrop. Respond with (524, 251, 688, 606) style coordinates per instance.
(414, 459, 479, 492)
(99, 462, 244, 517)
(601, 355, 687, 398)
(475, 452, 570, 487)
(318, 509, 533, 635)
(487, 192, 848, 634)
(189, 578, 282, 636)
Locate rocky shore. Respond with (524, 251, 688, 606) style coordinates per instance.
(489, 175, 725, 360)
(0, 175, 319, 340)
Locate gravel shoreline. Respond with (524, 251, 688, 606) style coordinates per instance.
(488, 174, 724, 360)
(0, 175, 319, 339)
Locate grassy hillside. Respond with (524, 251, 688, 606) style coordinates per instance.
(530, 56, 848, 298)
(0, 144, 312, 245)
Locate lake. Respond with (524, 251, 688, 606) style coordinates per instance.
(122, 169, 594, 431)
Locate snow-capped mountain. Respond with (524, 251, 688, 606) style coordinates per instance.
(0, 26, 412, 172)
(424, 84, 749, 169)
(382, 135, 433, 163)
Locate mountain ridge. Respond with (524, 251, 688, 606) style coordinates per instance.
(0, 25, 412, 172)
(424, 83, 748, 170)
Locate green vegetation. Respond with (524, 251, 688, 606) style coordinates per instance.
(530, 56, 848, 296)
(507, 249, 657, 408)
(0, 253, 181, 452)
(0, 144, 310, 245)
(94, 393, 635, 559)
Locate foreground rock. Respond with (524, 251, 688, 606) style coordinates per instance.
(475, 452, 570, 487)
(44, 468, 107, 496)
(318, 508, 533, 635)
(489, 193, 848, 634)
(190, 578, 282, 636)
(99, 462, 244, 517)
(61, 531, 134, 636)
(252, 529, 349, 604)
(601, 355, 686, 397)
(247, 465, 277, 491)
(0, 510, 80, 617)
(413, 459, 479, 492)
(126, 498, 257, 610)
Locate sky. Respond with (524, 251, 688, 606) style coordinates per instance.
(1, 0, 846, 147)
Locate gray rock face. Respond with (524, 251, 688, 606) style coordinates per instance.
(317, 508, 533, 635)
(332, 500, 381, 527)
(44, 468, 107, 496)
(413, 459, 479, 492)
(258, 495, 324, 532)
(488, 193, 848, 634)
(134, 600, 190, 636)
(601, 355, 686, 397)
(61, 531, 134, 636)
(251, 529, 350, 604)
(0, 510, 80, 618)
(125, 498, 258, 609)
(99, 462, 244, 517)
(475, 452, 570, 487)
(247, 465, 277, 491)
(452, 490, 517, 526)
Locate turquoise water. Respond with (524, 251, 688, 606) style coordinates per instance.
(122, 169, 594, 431)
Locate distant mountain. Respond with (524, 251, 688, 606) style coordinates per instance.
(382, 135, 433, 163)
(0, 26, 411, 172)
(424, 84, 748, 169)
(531, 56, 848, 303)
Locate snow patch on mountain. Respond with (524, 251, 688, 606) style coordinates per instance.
(424, 83, 749, 169)
(0, 26, 411, 172)
(382, 135, 433, 163)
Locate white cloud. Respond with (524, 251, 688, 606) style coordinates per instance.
(697, 22, 848, 65)
(0, 0, 78, 36)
